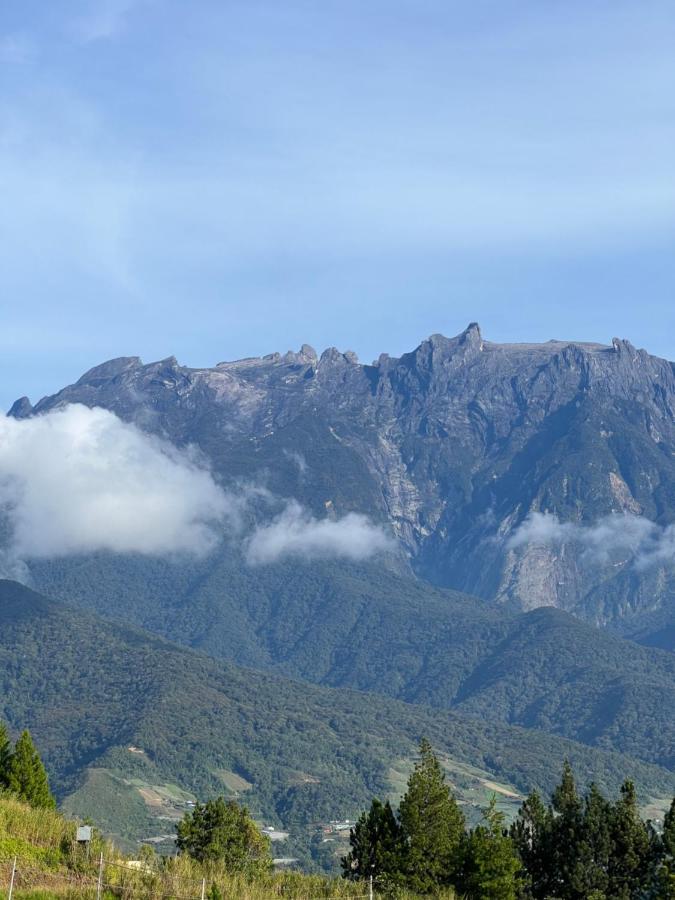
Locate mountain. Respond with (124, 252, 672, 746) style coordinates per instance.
(10, 325, 675, 643)
(1, 578, 674, 866)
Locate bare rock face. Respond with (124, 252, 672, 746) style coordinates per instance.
(11, 325, 675, 638)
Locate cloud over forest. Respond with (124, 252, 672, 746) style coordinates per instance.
(246, 501, 393, 565)
(0, 404, 230, 559)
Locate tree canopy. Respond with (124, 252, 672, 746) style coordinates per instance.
(344, 743, 675, 899)
(176, 797, 271, 876)
(0, 725, 55, 809)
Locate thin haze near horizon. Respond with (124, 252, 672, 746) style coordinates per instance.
(1, 0, 674, 410)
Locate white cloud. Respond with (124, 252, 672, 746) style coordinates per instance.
(245, 501, 393, 565)
(507, 511, 674, 569)
(0, 404, 231, 559)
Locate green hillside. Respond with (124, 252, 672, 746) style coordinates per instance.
(27, 554, 675, 769)
(1, 579, 674, 867)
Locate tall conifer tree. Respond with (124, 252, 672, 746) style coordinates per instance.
(550, 759, 583, 896)
(461, 796, 520, 900)
(341, 798, 403, 887)
(398, 738, 465, 893)
(658, 798, 675, 899)
(6, 730, 56, 809)
(607, 780, 653, 899)
(510, 790, 555, 899)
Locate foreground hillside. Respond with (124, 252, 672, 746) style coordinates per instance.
(11, 325, 675, 641)
(1, 580, 673, 866)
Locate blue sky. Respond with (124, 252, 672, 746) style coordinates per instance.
(1, 0, 674, 410)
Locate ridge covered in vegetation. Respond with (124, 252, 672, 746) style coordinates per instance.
(1, 579, 674, 869)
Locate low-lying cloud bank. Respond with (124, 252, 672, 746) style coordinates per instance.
(0, 404, 231, 558)
(508, 511, 675, 569)
(0, 405, 393, 571)
(246, 500, 394, 565)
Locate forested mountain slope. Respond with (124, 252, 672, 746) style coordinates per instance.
(20, 553, 675, 770)
(2, 570, 674, 785)
(1, 578, 673, 859)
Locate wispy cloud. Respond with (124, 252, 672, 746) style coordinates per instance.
(508, 511, 675, 569)
(245, 500, 394, 565)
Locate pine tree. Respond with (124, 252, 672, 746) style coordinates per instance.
(571, 783, 612, 899)
(0, 722, 12, 789)
(657, 798, 675, 899)
(461, 796, 520, 900)
(341, 798, 403, 888)
(607, 780, 653, 899)
(398, 738, 465, 893)
(176, 797, 271, 875)
(6, 730, 55, 809)
(509, 790, 555, 899)
(549, 759, 584, 898)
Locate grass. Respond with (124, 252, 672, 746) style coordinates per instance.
(0, 795, 457, 899)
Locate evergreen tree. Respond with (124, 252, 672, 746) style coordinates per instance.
(460, 796, 520, 900)
(0, 722, 12, 789)
(549, 759, 584, 898)
(341, 798, 403, 889)
(607, 780, 654, 899)
(570, 783, 612, 899)
(176, 797, 271, 875)
(510, 790, 555, 899)
(398, 738, 465, 894)
(6, 730, 55, 809)
(657, 798, 675, 899)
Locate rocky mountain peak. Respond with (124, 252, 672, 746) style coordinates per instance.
(75, 356, 142, 386)
(7, 396, 33, 419)
(6, 326, 675, 644)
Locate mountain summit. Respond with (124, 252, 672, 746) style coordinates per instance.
(8, 325, 675, 643)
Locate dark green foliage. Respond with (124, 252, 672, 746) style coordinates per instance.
(27, 553, 675, 772)
(0, 722, 12, 787)
(460, 796, 521, 900)
(549, 760, 584, 895)
(509, 791, 555, 899)
(5, 729, 56, 809)
(573, 784, 613, 897)
(2, 576, 672, 863)
(343, 740, 466, 894)
(511, 765, 665, 899)
(657, 799, 675, 898)
(341, 799, 403, 888)
(346, 760, 675, 899)
(398, 739, 465, 893)
(176, 797, 271, 875)
(607, 780, 655, 899)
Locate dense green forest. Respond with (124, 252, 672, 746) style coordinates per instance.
(26, 555, 675, 770)
(1, 579, 674, 868)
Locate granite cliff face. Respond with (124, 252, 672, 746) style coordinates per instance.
(10, 324, 675, 641)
